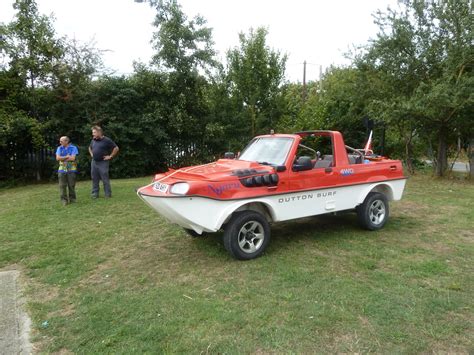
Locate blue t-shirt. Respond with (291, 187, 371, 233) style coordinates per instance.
(56, 144, 79, 173)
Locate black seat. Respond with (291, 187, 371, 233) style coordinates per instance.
(348, 154, 362, 164)
(294, 156, 313, 171)
(314, 160, 332, 168)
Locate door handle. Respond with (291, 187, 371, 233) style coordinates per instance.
(390, 165, 397, 171)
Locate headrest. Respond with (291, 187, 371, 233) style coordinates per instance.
(296, 156, 312, 169)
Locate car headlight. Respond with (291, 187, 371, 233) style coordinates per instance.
(170, 182, 190, 195)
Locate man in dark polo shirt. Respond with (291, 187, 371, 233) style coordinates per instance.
(88, 126, 119, 198)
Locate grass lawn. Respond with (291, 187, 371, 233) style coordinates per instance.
(1, 174, 473, 353)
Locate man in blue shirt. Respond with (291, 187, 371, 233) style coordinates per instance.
(56, 136, 79, 206)
(88, 126, 119, 198)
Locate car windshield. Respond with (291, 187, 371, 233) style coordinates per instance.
(238, 137, 293, 166)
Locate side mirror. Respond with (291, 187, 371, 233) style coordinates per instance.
(293, 164, 313, 172)
(275, 165, 286, 172)
(224, 152, 235, 159)
(292, 156, 313, 172)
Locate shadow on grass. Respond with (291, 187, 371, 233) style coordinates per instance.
(190, 210, 420, 259)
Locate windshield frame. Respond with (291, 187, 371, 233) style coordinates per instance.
(238, 137, 295, 166)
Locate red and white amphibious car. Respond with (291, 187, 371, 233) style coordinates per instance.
(137, 130, 406, 260)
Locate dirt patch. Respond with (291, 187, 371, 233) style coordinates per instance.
(457, 230, 474, 243)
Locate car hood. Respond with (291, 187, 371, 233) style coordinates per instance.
(161, 159, 275, 182)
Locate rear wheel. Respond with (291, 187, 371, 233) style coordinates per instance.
(223, 211, 271, 260)
(357, 192, 389, 230)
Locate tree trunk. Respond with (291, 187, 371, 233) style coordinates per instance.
(405, 139, 414, 174)
(436, 133, 448, 177)
(469, 138, 474, 179)
(250, 105, 256, 137)
(36, 155, 41, 181)
(404, 129, 415, 174)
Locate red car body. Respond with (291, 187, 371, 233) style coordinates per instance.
(138, 130, 407, 259)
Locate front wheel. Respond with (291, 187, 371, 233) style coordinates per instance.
(356, 192, 389, 230)
(223, 211, 271, 260)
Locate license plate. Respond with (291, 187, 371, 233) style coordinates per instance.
(153, 182, 169, 193)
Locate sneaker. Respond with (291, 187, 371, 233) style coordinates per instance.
(91, 195, 98, 199)
(61, 200, 68, 206)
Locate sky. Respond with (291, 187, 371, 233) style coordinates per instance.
(0, 0, 399, 82)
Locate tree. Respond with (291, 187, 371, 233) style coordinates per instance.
(0, 0, 65, 180)
(0, 107, 46, 180)
(146, 0, 220, 164)
(0, 0, 104, 181)
(279, 67, 387, 151)
(277, 82, 326, 134)
(1, 0, 63, 92)
(203, 68, 242, 153)
(357, 0, 473, 176)
(227, 27, 287, 137)
(149, 0, 216, 75)
(316, 67, 376, 147)
(47, 38, 104, 141)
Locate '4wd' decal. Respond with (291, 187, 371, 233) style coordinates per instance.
(341, 168, 354, 176)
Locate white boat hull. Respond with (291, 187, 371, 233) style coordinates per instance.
(138, 179, 406, 234)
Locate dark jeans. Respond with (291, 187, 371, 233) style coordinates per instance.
(91, 160, 111, 197)
(59, 173, 77, 202)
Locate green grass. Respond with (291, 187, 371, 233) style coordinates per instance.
(1, 175, 473, 353)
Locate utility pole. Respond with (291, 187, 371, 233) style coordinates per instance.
(319, 65, 323, 92)
(302, 60, 307, 101)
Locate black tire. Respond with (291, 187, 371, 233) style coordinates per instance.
(223, 211, 271, 260)
(183, 228, 207, 238)
(356, 192, 389, 230)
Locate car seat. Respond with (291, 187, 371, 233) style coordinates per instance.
(314, 159, 332, 168)
(295, 156, 313, 170)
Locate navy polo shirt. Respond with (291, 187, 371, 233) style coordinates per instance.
(89, 136, 117, 161)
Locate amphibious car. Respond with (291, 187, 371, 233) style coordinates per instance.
(137, 130, 406, 260)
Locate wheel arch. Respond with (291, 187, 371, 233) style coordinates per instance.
(357, 183, 394, 205)
(216, 200, 276, 230)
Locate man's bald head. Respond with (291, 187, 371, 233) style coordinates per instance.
(60, 136, 70, 146)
